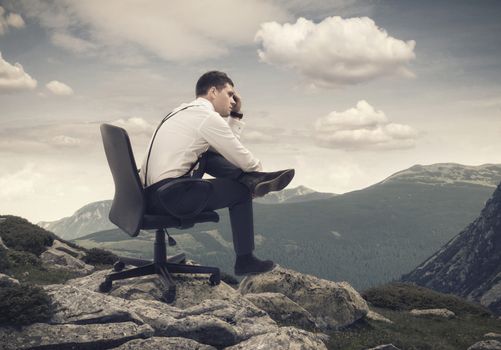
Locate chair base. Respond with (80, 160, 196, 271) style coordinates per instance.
(99, 229, 220, 303)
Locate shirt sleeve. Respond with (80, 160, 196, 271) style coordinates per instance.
(198, 113, 262, 172)
(224, 116, 245, 139)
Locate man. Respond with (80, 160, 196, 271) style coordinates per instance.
(140, 71, 294, 275)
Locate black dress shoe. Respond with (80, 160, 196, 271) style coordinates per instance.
(234, 253, 276, 276)
(238, 169, 295, 197)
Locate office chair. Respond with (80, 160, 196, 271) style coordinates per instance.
(99, 123, 221, 303)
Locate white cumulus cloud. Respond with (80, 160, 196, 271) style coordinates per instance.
(0, 5, 25, 35)
(0, 51, 37, 93)
(255, 16, 416, 88)
(46, 80, 74, 96)
(314, 100, 417, 150)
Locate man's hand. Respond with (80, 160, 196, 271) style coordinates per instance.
(230, 92, 243, 119)
(232, 92, 241, 113)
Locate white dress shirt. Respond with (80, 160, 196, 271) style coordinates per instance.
(140, 97, 262, 187)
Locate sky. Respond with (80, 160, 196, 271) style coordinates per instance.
(1, 0, 501, 223)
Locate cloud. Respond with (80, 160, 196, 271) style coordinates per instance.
(255, 16, 416, 87)
(314, 100, 417, 150)
(46, 80, 74, 95)
(0, 5, 25, 35)
(0, 51, 37, 93)
(0, 163, 40, 199)
(16, 0, 290, 63)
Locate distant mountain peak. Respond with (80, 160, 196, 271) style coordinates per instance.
(381, 163, 501, 187)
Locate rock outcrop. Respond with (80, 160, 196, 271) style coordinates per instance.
(239, 265, 369, 330)
(0, 254, 372, 349)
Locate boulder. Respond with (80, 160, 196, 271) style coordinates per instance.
(0, 322, 154, 350)
(468, 340, 501, 350)
(409, 308, 455, 319)
(0, 273, 20, 287)
(238, 265, 369, 329)
(223, 326, 327, 350)
(41, 241, 94, 276)
(114, 336, 217, 349)
(52, 239, 87, 259)
(243, 292, 318, 330)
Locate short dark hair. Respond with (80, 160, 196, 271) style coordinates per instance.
(196, 71, 234, 96)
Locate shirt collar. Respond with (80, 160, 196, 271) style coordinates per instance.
(194, 97, 215, 112)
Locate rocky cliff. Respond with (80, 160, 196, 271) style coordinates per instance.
(401, 182, 501, 315)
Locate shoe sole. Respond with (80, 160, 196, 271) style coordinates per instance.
(234, 263, 277, 276)
(254, 169, 295, 197)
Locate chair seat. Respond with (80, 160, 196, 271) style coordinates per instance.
(142, 211, 220, 230)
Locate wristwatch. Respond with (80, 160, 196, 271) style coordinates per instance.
(230, 111, 243, 119)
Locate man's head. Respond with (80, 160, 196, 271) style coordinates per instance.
(196, 71, 236, 117)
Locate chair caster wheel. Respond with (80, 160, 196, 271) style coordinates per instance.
(99, 279, 112, 293)
(162, 287, 176, 304)
(113, 261, 125, 272)
(209, 272, 220, 286)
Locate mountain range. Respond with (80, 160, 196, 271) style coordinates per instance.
(40, 163, 501, 290)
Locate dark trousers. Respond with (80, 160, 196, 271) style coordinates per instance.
(149, 151, 255, 256)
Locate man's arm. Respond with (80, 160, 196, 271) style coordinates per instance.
(198, 113, 262, 172)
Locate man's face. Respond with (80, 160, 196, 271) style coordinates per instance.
(210, 83, 236, 117)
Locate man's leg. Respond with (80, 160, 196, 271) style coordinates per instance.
(150, 176, 274, 274)
(195, 151, 295, 198)
(202, 178, 275, 274)
(193, 150, 243, 180)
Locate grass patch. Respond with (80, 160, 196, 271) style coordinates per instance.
(0, 283, 53, 326)
(326, 307, 499, 350)
(0, 215, 55, 256)
(362, 282, 491, 317)
(82, 247, 118, 266)
(325, 282, 497, 349)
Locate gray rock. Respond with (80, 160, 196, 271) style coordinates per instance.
(45, 284, 146, 325)
(468, 340, 501, 350)
(114, 336, 217, 349)
(67, 263, 241, 308)
(409, 308, 455, 319)
(243, 292, 318, 329)
(53, 239, 87, 259)
(366, 345, 401, 350)
(41, 241, 94, 276)
(485, 333, 501, 339)
(223, 326, 327, 350)
(238, 265, 369, 329)
(366, 310, 393, 324)
(0, 273, 20, 287)
(45, 283, 278, 348)
(0, 322, 154, 350)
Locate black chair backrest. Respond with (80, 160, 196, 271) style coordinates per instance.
(100, 124, 145, 237)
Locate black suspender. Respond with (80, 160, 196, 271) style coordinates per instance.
(143, 105, 200, 188)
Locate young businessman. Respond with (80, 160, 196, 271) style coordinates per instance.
(140, 71, 294, 275)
